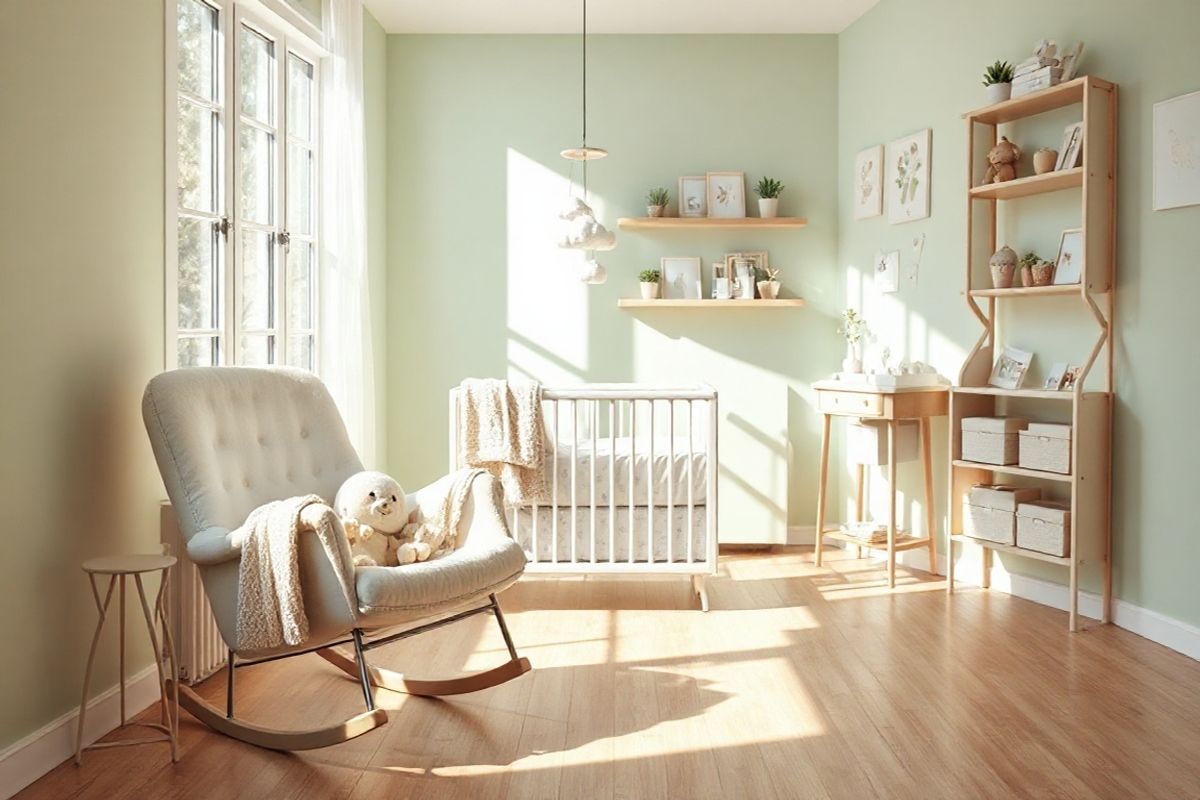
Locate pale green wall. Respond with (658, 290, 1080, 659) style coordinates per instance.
(0, 0, 166, 749)
(838, 0, 1200, 624)
(383, 35, 842, 542)
(364, 9, 389, 463)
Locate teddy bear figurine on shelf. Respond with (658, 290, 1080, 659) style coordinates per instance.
(334, 470, 423, 567)
(983, 136, 1022, 184)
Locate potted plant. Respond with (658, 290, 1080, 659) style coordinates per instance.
(837, 308, 869, 374)
(1018, 251, 1039, 287)
(755, 177, 784, 219)
(646, 187, 669, 218)
(756, 265, 781, 299)
(982, 60, 1015, 104)
(990, 245, 1018, 289)
(638, 269, 661, 299)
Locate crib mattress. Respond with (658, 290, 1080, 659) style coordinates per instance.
(514, 505, 709, 564)
(547, 437, 707, 506)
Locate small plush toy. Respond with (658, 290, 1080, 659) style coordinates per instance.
(334, 471, 414, 567)
(983, 136, 1022, 184)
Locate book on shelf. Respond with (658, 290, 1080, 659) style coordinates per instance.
(1014, 56, 1059, 76)
(837, 522, 890, 545)
(1011, 69, 1063, 98)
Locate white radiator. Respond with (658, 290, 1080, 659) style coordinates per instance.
(159, 503, 228, 684)
(449, 384, 719, 607)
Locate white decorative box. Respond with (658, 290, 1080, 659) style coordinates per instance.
(848, 419, 918, 465)
(961, 417, 1029, 465)
(1018, 423, 1072, 474)
(1016, 500, 1072, 557)
(962, 484, 1042, 545)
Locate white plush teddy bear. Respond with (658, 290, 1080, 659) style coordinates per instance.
(334, 471, 425, 567)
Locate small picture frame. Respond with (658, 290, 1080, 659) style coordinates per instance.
(1060, 364, 1083, 392)
(1055, 122, 1084, 170)
(724, 251, 768, 274)
(854, 145, 884, 219)
(1044, 362, 1069, 390)
(874, 249, 900, 293)
(1052, 228, 1084, 285)
(706, 171, 746, 218)
(988, 345, 1033, 390)
(711, 261, 731, 299)
(678, 175, 707, 217)
(661, 256, 702, 299)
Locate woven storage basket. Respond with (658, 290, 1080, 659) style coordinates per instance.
(1018, 423, 1072, 474)
(962, 485, 1041, 545)
(961, 417, 1029, 465)
(1016, 500, 1071, 557)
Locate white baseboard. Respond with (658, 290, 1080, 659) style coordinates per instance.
(0, 664, 163, 799)
(829, 539, 1200, 662)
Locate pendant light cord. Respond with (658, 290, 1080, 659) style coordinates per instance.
(582, 0, 588, 198)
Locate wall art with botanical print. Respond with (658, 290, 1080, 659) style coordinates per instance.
(854, 145, 883, 219)
(887, 128, 931, 224)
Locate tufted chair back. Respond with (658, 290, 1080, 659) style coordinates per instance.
(143, 367, 363, 543)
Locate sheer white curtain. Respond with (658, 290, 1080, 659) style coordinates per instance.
(320, 0, 376, 466)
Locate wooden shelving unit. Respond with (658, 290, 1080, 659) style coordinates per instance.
(949, 75, 1116, 632)
(617, 298, 806, 309)
(618, 217, 807, 230)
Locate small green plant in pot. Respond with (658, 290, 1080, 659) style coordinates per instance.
(638, 268, 661, 300)
(1020, 251, 1055, 287)
(756, 265, 781, 300)
(645, 187, 670, 218)
(982, 60, 1015, 104)
(755, 177, 785, 219)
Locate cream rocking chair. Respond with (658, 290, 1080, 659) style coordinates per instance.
(142, 367, 530, 750)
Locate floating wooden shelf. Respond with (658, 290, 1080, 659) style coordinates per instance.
(951, 459, 1072, 483)
(951, 386, 1080, 401)
(822, 528, 930, 552)
(949, 534, 1071, 566)
(617, 217, 808, 230)
(963, 76, 1114, 125)
(969, 167, 1083, 201)
(618, 298, 806, 309)
(968, 284, 1084, 298)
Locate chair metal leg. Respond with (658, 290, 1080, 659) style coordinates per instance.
(226, 649, 235, 719)
(351, 630, 375, 711)
(489, 593, 519, 661)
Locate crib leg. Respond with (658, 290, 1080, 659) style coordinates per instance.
(692, 575, 710, 612)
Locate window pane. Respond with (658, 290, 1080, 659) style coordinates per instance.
(178, 335, 218, 367)
(239, 26, 273, 125)
(240, 230, 274, 329)
(287, 144, 312, 234)
(239, 333, 273, 365)
(287, 55, 313, 142)
(177, 0, 216, 101)
(178, 100, 216, 212)
(239, 125, 273, 224)
(286, 334, 313, 370)
(287, 242, 312, 329)
(177, 216, 217, 329)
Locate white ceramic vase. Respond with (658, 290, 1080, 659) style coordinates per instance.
(639, 282, 660, 300)
(985, 82, 1012, 104)
(842, 344, 862, 374)
(758, 198, 779, 219)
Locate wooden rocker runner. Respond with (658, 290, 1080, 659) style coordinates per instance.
(143, 367, 532, 750)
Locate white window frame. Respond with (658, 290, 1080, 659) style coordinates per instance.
(165, 0, 325, 372)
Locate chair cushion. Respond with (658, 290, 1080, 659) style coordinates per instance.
(354, 535, 527, 629)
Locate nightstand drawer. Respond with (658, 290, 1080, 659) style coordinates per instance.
(818, 390, 884, 417)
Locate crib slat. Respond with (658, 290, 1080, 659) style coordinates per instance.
(628, 400, 635, 565)
(647, 401, 654, 563)
(667, 400, 674, 564)
(608, 400, 616, 563)
(571, 399, 578, 564)
(590, 399, 597, 564)
(687, 399, 695, 564)
(707, 394, 718, 570)
(552, 399, 559, 565)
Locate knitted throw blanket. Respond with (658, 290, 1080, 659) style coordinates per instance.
(458, 379, 549, 507)
(234, 495, 357, 651)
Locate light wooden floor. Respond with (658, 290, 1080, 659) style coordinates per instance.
(22, 548, 1200, 800)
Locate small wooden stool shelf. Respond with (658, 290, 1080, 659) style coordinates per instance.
(617, 298, 806, 309)
(75, 553, 179, 765)
(950, 75, 1116, 632)
(618, 217, 807, 230)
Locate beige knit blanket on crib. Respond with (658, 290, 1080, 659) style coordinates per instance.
(457, 379, 549, 507)
(234, 495, 357, 652)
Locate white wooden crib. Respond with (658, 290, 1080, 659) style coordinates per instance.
(449, 384, 718, 610)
